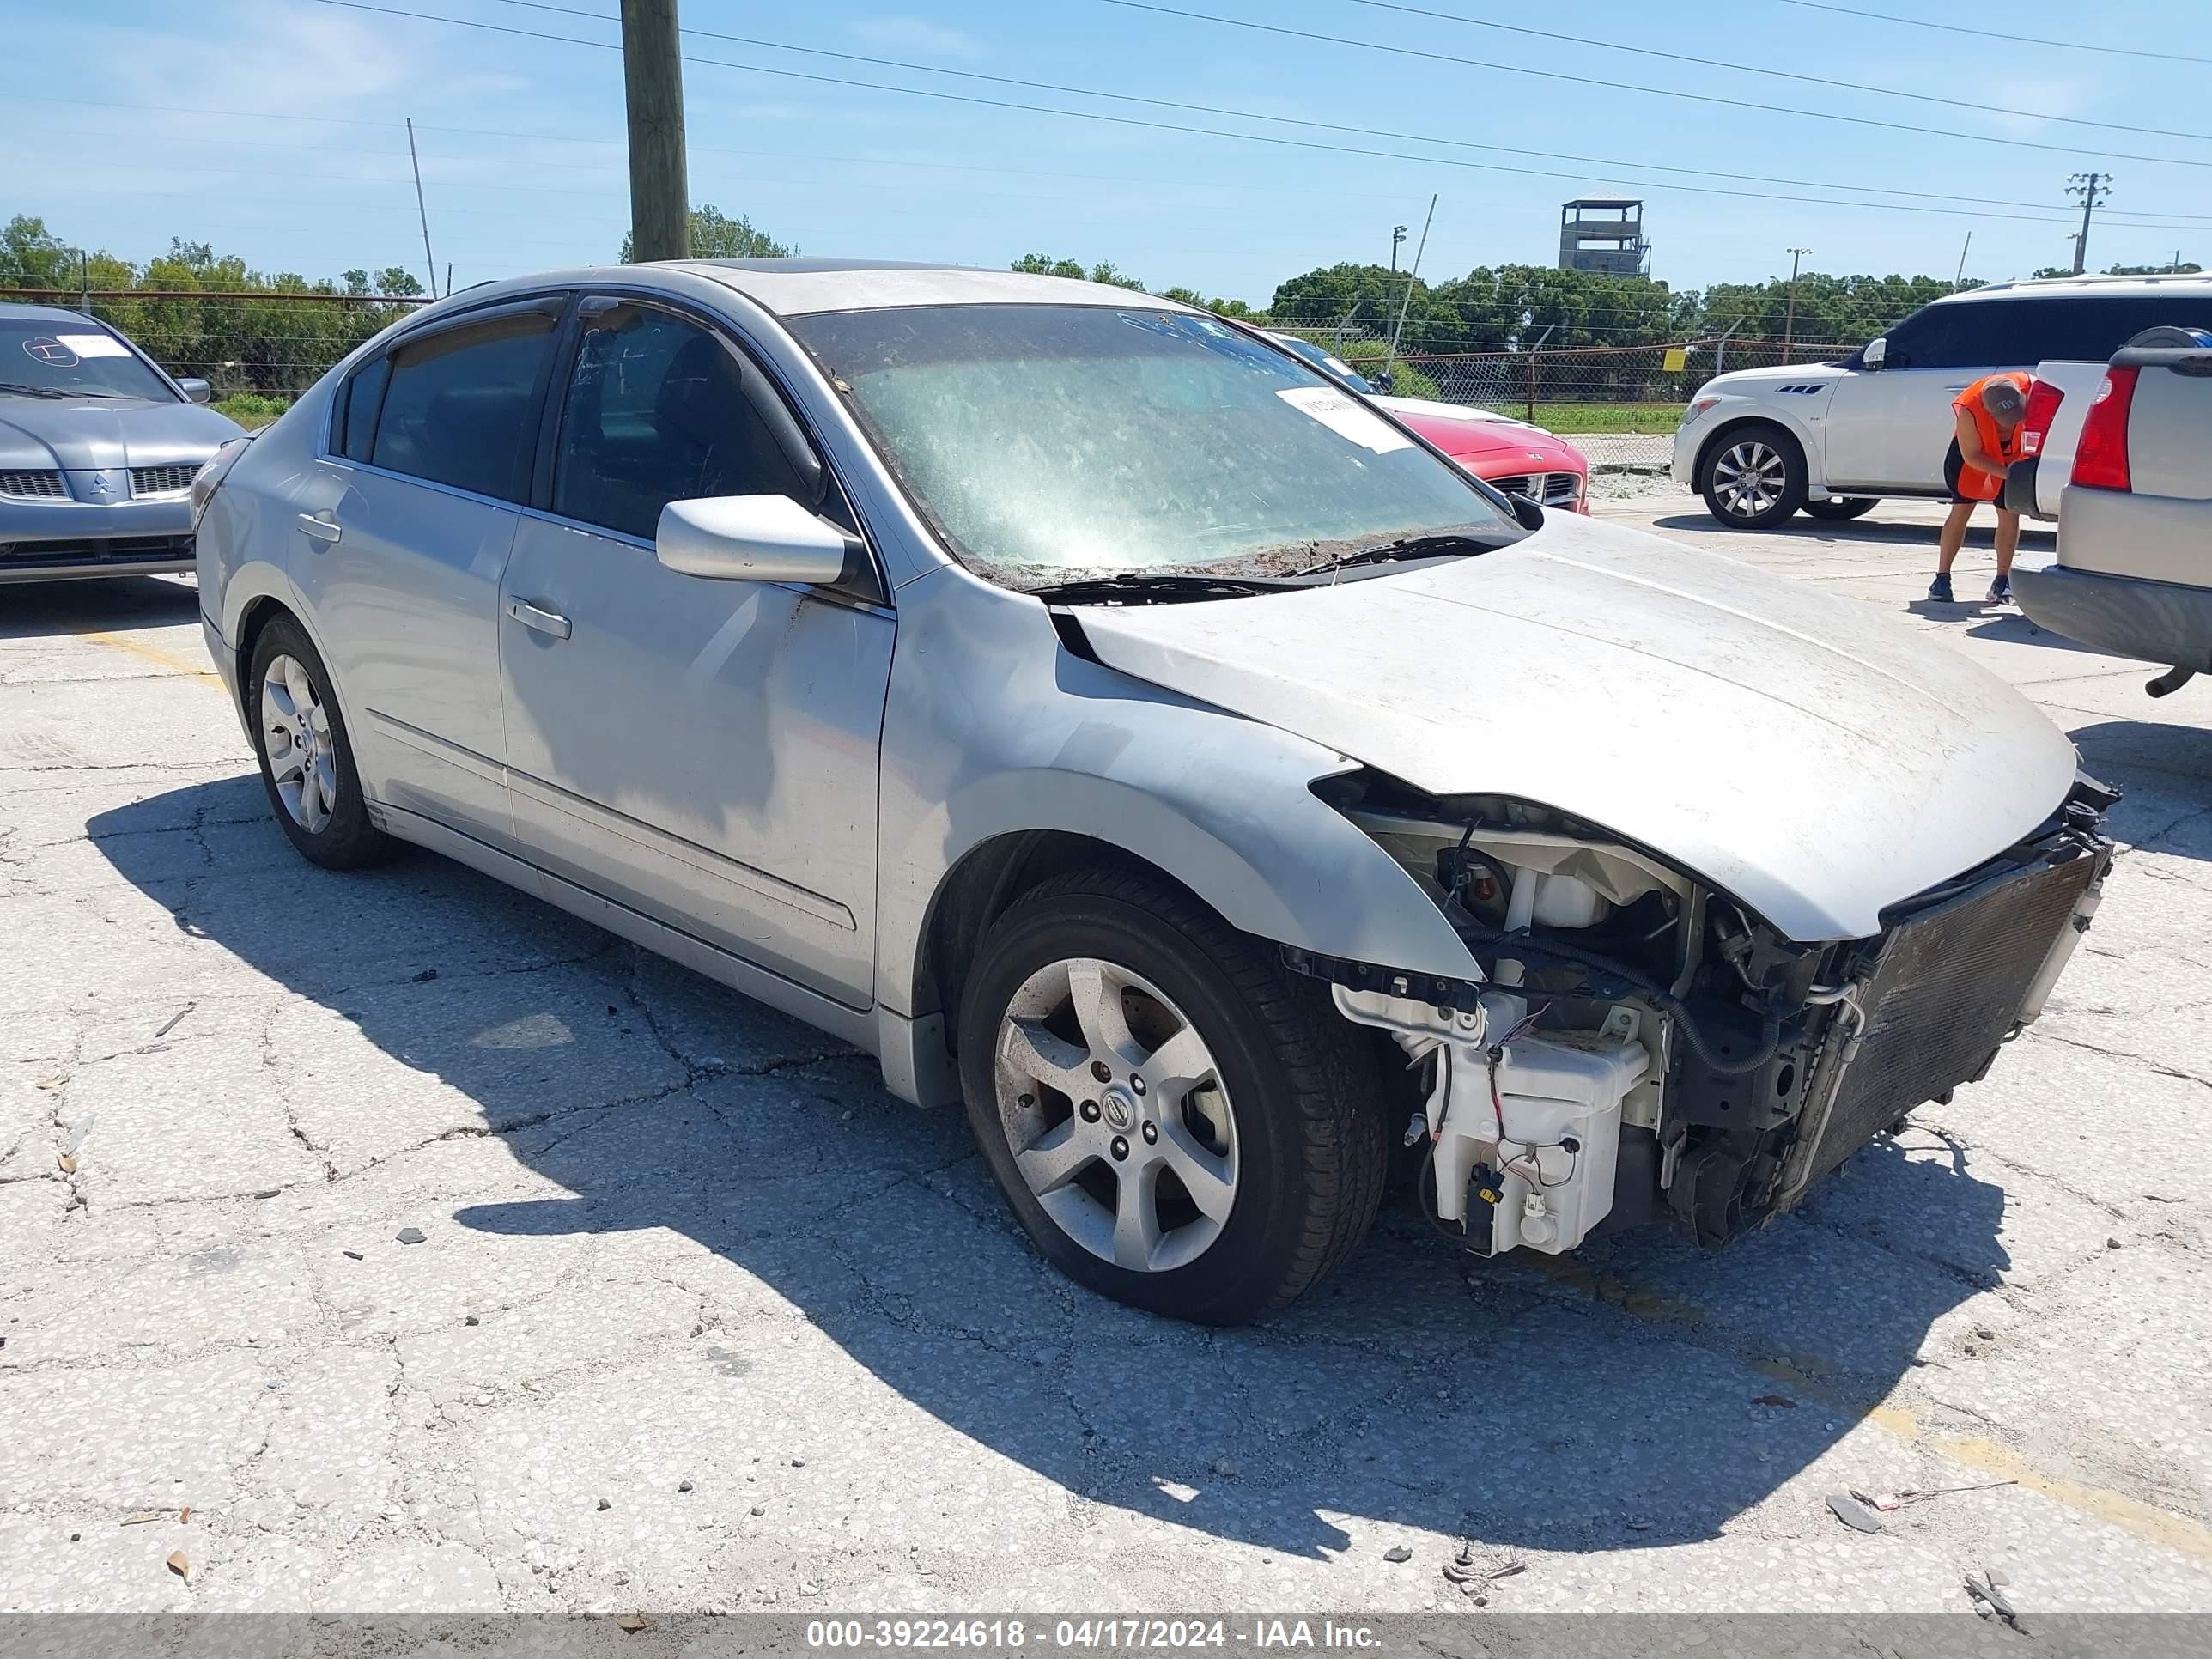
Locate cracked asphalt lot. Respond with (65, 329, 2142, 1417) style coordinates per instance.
(3, 496, 2210, 1619)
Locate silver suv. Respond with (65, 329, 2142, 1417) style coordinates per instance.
(2015, 332, 2212, 696)
(193, 260, 2110, 1322)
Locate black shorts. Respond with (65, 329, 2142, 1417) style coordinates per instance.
(1943, 438, 2013, 507)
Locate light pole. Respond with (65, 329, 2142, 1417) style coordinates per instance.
(1782, 246, 1811, 363)
(1390, 224, 1407, 275)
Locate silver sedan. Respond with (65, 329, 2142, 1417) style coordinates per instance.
(192, 261, 2110, 1323)
(1, 304, 242, 583)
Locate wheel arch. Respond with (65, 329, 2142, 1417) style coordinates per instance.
(1692, 410, 1814, 489)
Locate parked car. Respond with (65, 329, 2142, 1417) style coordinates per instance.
(1, 303, 242, 583)
(1370, 394, 1590, 513)
(2013, 332, 2212, 697)
(194, 261, 2112, 1323)
(1266, 333, 1589, 510)
(2004, 325, 2212, 521)
(1674, 272, 2212, 528)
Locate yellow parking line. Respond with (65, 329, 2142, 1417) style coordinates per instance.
(84, 630, 222, 684)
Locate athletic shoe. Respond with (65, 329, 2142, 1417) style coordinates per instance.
(1987, 574, 2013, 604)
(1927, 573, 1954, 603)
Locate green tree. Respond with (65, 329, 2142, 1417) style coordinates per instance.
(0, 215, 80, 289)
(1011, 253, 1146, 290)
(620, 204, 794, 263)
(374, 267, 425, 297)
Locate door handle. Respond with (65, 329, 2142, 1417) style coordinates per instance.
(297, 513, 341, 544)
(1943, 384, 1968, 392)
(506, 597, 573, 640)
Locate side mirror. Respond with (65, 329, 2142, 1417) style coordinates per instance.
(655, 494, 857, 585)
(177, 377, 213, 404)
(1861, 337, 1887, 371)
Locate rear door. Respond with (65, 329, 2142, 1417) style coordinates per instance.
(1823, 298, 2039, 490)
(293, 298, 565, 848)
(496, 297, 893, 1006)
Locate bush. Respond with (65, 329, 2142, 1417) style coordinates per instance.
(212, 392, 290, 430)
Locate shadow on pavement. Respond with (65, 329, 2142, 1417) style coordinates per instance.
(95, 781, 2005, 1560)
(1646, 512, 2057, 554)
(1961, 611, 2108, 653)
(0, 573, 200, 639)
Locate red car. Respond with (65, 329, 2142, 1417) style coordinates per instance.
(1374, 395, 1590, 514)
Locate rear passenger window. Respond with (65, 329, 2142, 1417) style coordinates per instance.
(550, 306, 805, 541)
(337, 356, 389, 463)
(368, 311, 557, 501)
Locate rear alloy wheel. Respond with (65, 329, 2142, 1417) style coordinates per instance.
(248, 616, 397, 870)
(1805, 496, 1877, 522)
(957, 868, 1386, 1324)
(1700, 423, 1808, 529)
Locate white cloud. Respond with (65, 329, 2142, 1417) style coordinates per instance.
(848, 15, 985, 60)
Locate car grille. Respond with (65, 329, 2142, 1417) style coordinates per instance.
(1484, 471, 1582, 507)
(1796, 852, 2100, 1182)
(0, 469, 68, 500)
(0, 534, 194, 568)
(130, 463, 203, 497)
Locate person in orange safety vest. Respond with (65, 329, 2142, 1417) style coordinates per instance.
(1928, 371, 2031, 605)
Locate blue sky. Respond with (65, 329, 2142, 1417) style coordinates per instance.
(8, 0, 2209, 311)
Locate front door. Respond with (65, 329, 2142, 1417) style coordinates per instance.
(290, 301, 563, 847)
(1822, 299, 2033, 492)
(496, 299, 892, 1006)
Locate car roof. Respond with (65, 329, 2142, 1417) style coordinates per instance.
(1936, 272, 2212, 304)
(0, 301, 114, 328)
(677, 258, 1199, 318)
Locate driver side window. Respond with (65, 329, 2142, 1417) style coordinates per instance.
(550, 306, 806, 541)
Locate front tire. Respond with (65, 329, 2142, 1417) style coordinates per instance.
(1805, 496, 1877, 522)
(957, 868, 1386, 1325)
(247, 616, 397, 870)
(1699, 422, 1808, 529)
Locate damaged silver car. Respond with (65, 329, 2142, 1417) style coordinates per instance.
(192, 262, 2112, 1324)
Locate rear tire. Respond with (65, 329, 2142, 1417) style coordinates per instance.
(247, 616, 398, 870)
(1698, 422, 1808, 529)
(1805, 496, 1876, 522)
(956, 867, 1387, 1325)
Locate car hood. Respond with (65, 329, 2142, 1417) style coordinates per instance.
(1373, 396, 1585, 471)
(1073, 514, 2079, 942)
(1702, 360, 1850, 394)
(0, 395, 242, 471)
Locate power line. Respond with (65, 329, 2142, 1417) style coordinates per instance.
(1100, 1, 2212, 170)
(1776, 0, 2212, 66)
(299, 0, 2212, 230)
(1332, 0, 2212, 145)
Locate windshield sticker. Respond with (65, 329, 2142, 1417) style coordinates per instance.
(58, 332, 131, 359)
(21, 337, 79, 368)
(1276, 385, 1413, 454)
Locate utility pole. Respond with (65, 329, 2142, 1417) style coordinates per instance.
(1782, 246, 1811, 363)
(621, 0, 690, 263)
(404, 118, 438, 297)
(1954, 230, 1972, 292)
(1385, 196, 1437, 391)
(1390, 223, 1407, 276)
(2066, 172, 2111, 276)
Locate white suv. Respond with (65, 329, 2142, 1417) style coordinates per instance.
(1672, 273, 2212, 528)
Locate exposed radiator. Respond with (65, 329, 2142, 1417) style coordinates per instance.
(1796, 851, 2100, 1183)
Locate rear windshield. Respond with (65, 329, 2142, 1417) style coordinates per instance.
(0, 318, 174, 401)
(789, 303, 1509, 583)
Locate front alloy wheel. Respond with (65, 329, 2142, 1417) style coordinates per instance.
(995, 957, 1238, 1273)
(957, 867, 1386, 1324)
(1700, 422, 1807, 529)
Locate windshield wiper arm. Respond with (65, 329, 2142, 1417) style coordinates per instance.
(1024, 571, 1298, 605)
(0, 381, 70, 399)
(1288, 530, 1514, 580)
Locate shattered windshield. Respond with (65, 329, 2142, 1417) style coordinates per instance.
(790, 304, 1516, 585)
(0, 319, 174, 401)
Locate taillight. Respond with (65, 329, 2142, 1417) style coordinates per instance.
(2018, 379, 2064, 457)
(2071, 367, 2138, 492)
(190, 436, 252, 529)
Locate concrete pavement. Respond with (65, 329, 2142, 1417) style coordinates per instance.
(3, 495, 2209, 1620)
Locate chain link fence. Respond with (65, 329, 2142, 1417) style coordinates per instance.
(1271, 319, 1857, 469)
(4, 287, 1860, 468)
(0, 288, 430, 422)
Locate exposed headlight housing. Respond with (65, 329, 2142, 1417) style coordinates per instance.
(189, 436, 252, 530)
(1687, 395, 1723, 419)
